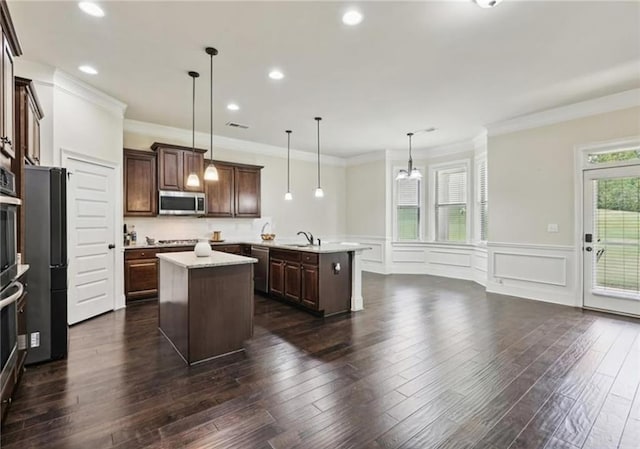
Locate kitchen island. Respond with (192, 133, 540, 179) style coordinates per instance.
(157, 251, 257, 365)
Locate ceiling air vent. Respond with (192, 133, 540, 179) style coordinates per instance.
(225, 121, 249, 129)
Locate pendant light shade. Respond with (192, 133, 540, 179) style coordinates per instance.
(396, 132, 421, 181)
(204, 47, 219, 182)
(284, 130, 293, 201)
(186, 71, 200, 188)
(314, 117, 324, 198)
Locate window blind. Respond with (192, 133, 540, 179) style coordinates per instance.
(397, 178, 419, 206)
(592, 176, 640, 296)
(437, 169, 467, 204)
(397, 177, 420, 240)
(479, 160, 488, 241)
(436, 167, 467, 242)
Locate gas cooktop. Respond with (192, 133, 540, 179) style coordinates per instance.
(157, 239, 199, 245)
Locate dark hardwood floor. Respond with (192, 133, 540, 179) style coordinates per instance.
(2, 273, 639, 449)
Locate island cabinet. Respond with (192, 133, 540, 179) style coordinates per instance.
(269, 249, 349, 316)
(123, 149, 157, 216)
(205, 159, 262, 218)
(157, 252, 256, 365)
(151, 142, 206, 193)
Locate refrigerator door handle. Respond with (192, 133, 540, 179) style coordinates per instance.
(0, 281, 23, 310)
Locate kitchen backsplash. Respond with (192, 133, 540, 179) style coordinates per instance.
(124, 216, 276, 242)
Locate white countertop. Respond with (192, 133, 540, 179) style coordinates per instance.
(157, 251, 258, 269)
(126, 240, 372, 254)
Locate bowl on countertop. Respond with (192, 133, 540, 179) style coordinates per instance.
(261, 233, 276, 241)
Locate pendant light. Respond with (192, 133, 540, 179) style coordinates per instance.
(314, 117, 324, 198)
(284, 130, 293, 201)
(204, 47, 219, 181)
(396, 132, 422, 180)
(186, 71, 201, 188)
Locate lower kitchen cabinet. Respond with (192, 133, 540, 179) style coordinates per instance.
(269, 259, 285, 297)
(269, 249, 349, 316)
(284, 261, 301, 302)
(300, 264, 319, 309)
(124, 258, 158, 301)
(124, 248, 160, 301)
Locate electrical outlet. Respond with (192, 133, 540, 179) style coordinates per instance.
(30, 332, 40, 348)
(547, 224, 559, 233)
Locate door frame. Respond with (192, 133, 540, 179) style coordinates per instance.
(574, 136, 640, 316)
(60, 148, 125, 319)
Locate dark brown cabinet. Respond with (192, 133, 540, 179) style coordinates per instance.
(269, 259, 285, 297)
(234, 166, 261, 217)
(124, 248, 160, 301)
(152, 142, 205, 193)
(183, 151, 204, 192)
(301, 264, 319, 309)
(14, 77, 41, 165)
(205, 162, 234, 217)
(123, 149, 157, 216)
(0, 32, 15, 159)
(205, 160, 262, 218)
(213, 244, 242, 255)
(284, 261, 301, 301)
(268, 249, 350, 316)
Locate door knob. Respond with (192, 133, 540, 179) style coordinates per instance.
(585, 247, 593, 252)
(108, 244, 116, 249)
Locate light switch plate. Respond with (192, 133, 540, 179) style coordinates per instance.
(547, 224, 559, 233)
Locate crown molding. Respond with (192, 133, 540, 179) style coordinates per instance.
(396, 139, 475, 161)
(124, 119, 347, 167)
(487, 88, 640, 137)
(53, 70, 128, 117)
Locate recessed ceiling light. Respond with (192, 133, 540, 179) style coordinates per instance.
(342, 10, 363, 26)
(269, 70, 284, 80)
(227, 103, 240, 111)
(474, 0, 503, 8)
(78, 65, 98, 75)
(78, 2, 105, 17)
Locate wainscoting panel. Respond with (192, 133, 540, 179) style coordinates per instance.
(344, 235, 388, 274)
(473, 247, 488, 286)
(487, 242, 578, 307)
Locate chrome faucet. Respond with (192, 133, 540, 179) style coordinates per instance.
(297, 231, 314, 245)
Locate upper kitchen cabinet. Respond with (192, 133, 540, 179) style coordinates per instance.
(123, 149, 157, 216)
(0, 0, 21, 165)
(15, 77, 43, 165)
(204, 161, 234, 217)
(205, 160, 262, 218)
(151, 142, 206, 193)
(234, 166, 261, 217)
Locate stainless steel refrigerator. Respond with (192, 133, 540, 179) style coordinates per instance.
(24, 166, 68, 364)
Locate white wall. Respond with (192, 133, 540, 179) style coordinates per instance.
(15, 61, 127, 311)
(486, 105, 640, 307)
(123, 122, 347, 243)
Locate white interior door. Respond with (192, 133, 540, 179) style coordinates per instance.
(583, 164, 640, 316)
(66, 156, 116, 324)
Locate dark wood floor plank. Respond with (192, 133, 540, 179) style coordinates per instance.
(1, 273, 638, 449)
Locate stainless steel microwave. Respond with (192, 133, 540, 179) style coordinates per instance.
(158, 190, 205, 215)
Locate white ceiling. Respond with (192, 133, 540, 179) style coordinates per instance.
(9, 1, 640, 157)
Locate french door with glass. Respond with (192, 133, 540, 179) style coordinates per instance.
(583, 164, 640, 316)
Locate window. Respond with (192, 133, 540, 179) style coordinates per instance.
(434, 165, 468, 242)
(588, 148, 640, 165)
(396, 176, 420, 240)
(478, 159, 488, 241)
